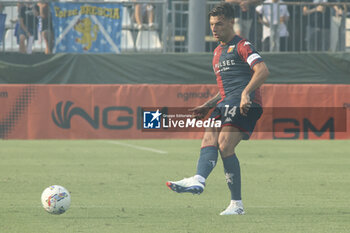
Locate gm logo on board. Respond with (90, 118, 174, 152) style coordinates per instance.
(143, 109, 162, 129)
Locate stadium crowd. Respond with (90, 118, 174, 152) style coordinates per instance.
(0, 0, 349, 53)
(225, 0, 349, 52)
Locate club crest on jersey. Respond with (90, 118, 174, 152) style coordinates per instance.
(227, 45, 235, 53)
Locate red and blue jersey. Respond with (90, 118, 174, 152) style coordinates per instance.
(212, 35, 263, 105)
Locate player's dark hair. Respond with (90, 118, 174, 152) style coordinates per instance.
(208, 2, 235, 19)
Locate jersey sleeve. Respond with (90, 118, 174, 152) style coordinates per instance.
(237, 40, 263, 69)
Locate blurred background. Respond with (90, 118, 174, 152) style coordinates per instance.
(0, 0, 349, 54)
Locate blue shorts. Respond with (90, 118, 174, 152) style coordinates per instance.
(18, 24, 37, 40)
(210, 97, 263, 140)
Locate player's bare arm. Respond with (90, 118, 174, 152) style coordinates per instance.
(189, 92, 221, 119)
(240, 62, 269, 116)
(303, 5, 324, 16)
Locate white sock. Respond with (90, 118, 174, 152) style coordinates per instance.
(230, 200, 243, 206)
(194, 174, 206, 184)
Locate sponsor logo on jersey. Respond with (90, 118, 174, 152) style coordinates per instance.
(214, 59, 236, 71)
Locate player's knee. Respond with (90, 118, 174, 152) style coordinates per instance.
(202, 136, 217, 147)
(218, 139, 235, 157)
(20, 35, 26, 43)
(219, 147, 235, 158)
(202, 133, 218, 147)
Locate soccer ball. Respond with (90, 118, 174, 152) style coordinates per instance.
(41, 185, 71, 215)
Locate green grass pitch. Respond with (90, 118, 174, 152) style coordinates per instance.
(0, 139, 349, 233)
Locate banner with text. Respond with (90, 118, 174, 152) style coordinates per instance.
(51, 2, 123, 53)
(0, 84, 348, 140)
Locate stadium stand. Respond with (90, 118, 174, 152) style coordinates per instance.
(0, 0, 348, 53)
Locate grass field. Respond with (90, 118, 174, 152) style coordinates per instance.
(0, 140, 349, 233)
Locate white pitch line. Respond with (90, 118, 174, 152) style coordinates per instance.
(106, 141, 168, 154)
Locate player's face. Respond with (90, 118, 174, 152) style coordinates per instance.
(210, 15, 234, 44)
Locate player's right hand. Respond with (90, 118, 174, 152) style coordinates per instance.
(240, 93, 252, 116)
(189, 105, 210, 120)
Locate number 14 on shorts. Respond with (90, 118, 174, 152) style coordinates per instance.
(224, 105, 237, 117)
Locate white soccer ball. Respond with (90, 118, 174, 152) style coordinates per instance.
(41, 185, 71, 215)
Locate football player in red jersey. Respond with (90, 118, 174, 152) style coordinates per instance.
(167, 2, 269, 215)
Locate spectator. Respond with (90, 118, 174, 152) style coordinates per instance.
(226, 0, 262, 40)
(12, 3, 24, 46)
(256, 0, 290, 51)
(133, 0, 155, 29)
(18, 2, 39, 54)
(38, 2, 54, 54)
(329, 0, 346, 51)
(303, 0, 331, 51)
(0, 4, 5, 45)
(0, 3, 4, 13)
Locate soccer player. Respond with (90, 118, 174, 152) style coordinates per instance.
(166, 2, 269, 215)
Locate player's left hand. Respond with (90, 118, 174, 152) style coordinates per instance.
(240, 93, 252, 116)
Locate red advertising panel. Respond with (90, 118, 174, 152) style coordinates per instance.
(0, 84, 348, 139)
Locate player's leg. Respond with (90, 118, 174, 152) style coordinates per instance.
(195, 126, 220, 183)
(218, 126, 245, 215)
(19, 34, 26, 54)
(42, 30, 50, 54)
(166, 127, 220, 194)
(134, 4, 143, 29)
(218, 101, 262, 215)
(146, 4, 155, 28)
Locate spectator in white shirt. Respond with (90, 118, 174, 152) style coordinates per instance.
(256, 0, 289, 51)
